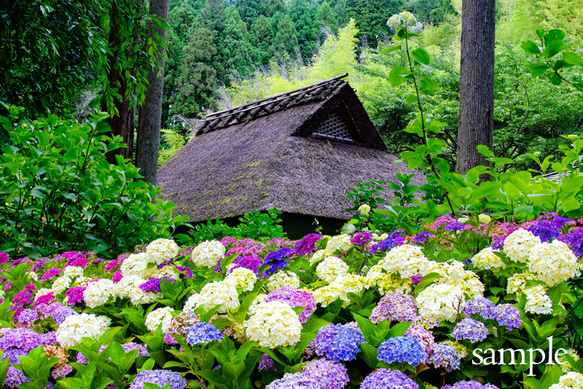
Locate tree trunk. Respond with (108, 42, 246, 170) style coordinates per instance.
(136, 0, 170, 186)
(104, 9, 135, 165)
(456, 0, 495, 176)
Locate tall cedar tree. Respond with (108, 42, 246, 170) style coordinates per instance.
(136, 0, 170, 185)
(456, 0, 495, 175)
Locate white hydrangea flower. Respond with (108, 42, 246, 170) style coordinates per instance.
(524, 285, 553, 315)
(145, 306, 175, 333)
(56, 313, 111, 348)
(507, 272, 536, 294)
(324, 234, 352, 255)
(528, 240, 580, 286)
(51, 276, 72, 295)
(387, 11, 423, 33)
(83, 279, 116, 309)
(416, 283, 465, 322)
(266, 270, 300, 292)
(156, 265, 180, 281)
(63, 266, 84, 279)
(316, 256, 349, 283)
(28, 271, 38, 281)
(503, 229, 541, 263)
(74, 276, 90, 286)
(189, 281, 239, 313)
(366, 265, 412, 294)
(225, 267, 257, 292)
(549, 372, 583, 389)
(129, 286, 161, 306)
(328, 274, 369, 305)
(191, 240, 226, 268)
(471, 247, 506, 271)
(115, 275, 160, 305)
(146, 238, 179, 264)
(248, 293, 267, 315)
(245, 301, 302, 348)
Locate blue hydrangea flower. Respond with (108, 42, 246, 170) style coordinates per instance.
(429, 343, 461, 371)
(452, 318, 489, 343)
(263, 248, 293, 276)
(527, 221, 561, 242)
(361, 368, 419, 389)
(492, 304, 522, 331)
(129, 369, 187, 389)
(312, 323, 366, 362)
(185, 322, 223, 346)
(377, 336, 426, 366)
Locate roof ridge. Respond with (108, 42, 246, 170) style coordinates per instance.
(197, 74, 348, 134)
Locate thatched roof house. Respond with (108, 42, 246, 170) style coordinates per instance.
(158, 74, 424, 235)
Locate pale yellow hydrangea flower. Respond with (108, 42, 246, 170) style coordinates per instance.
(416, 283, 465, 322)
(83, 279, 116, 309)
(266, 270, 300, 292)
(316, 256, 349, 283)
(528, 240, 580, 287)
(56, 313, 111, 348)
(503, 229, 541, 263)
(191, 240, 226, 268)
(225, 267, 257, 292)
(324, 234, 353, 255)
(472, 247, 506, 271)
(245, 301, 302, 348)
(185, 281, 239, 313)
(524, 285, 553, 315)
(146, 238, 179, 264)
(549, 372, 583, 389)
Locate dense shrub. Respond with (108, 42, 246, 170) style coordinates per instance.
(0, 104, 187, 258)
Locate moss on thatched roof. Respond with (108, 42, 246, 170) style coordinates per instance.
(158, 75, 424, 222)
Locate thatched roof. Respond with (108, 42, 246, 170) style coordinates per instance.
(158, 74, 424, 222)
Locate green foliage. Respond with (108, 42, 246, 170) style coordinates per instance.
(158, 129, 191, 167)
(189, 208, 285, 243)
(0, 105, 187, 258)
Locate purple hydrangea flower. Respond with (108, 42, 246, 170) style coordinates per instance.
(4, 366, 31, 387)
(301, 358, 349, 389)
(0, 252, 8, 265)
(410, 274, 423, 285)
(377, 336, 427, 366)
(51, 304, 78, 325)
(40, 268, 62, 282)
(267, 373, 320, 389)
(492, 304, 522, 331)
(139, 278, 163, 293)
(370, 291, 418, 324)
(263, 286, 316, 323)
(312, 323, 366, 362)
(429, 343, 461, 371)
(558, 228, 583, 257)
(185, 322, 223, 345)
(452, 318, 489, 343)
(412, 231, 435, 244)
(351, 232, 374, 246)
(361, 368, 419, 389)
(369, 230, 406, 255)
(445, 221, 466, 232)
(294, 233, 323, 256)
(259, 354, 276, 371)
(175, 266, 193, 279)
(15, 308, 38, 327)
(443, 381, 500, 389)
(404, 324, 435, 357)
(64, 286, 85, 306)
(129, 370, 187, 389)
(463, 298, 496, 320)
(230, 255, 263, 276)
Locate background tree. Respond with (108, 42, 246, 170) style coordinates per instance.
(136, 0, 170, 185)
(456, 0, 495, 174)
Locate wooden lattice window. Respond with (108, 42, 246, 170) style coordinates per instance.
(313, 112, 357, 143)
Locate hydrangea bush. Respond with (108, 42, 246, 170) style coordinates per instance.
(0, 212, 582, 388)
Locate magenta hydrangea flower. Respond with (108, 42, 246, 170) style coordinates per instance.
(0, 252, 9, 265)
(40, 268, 62, 282)
(351, 232, 374, 246)
(294, 233, 323, 256)
(65, 286, 86, 306)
